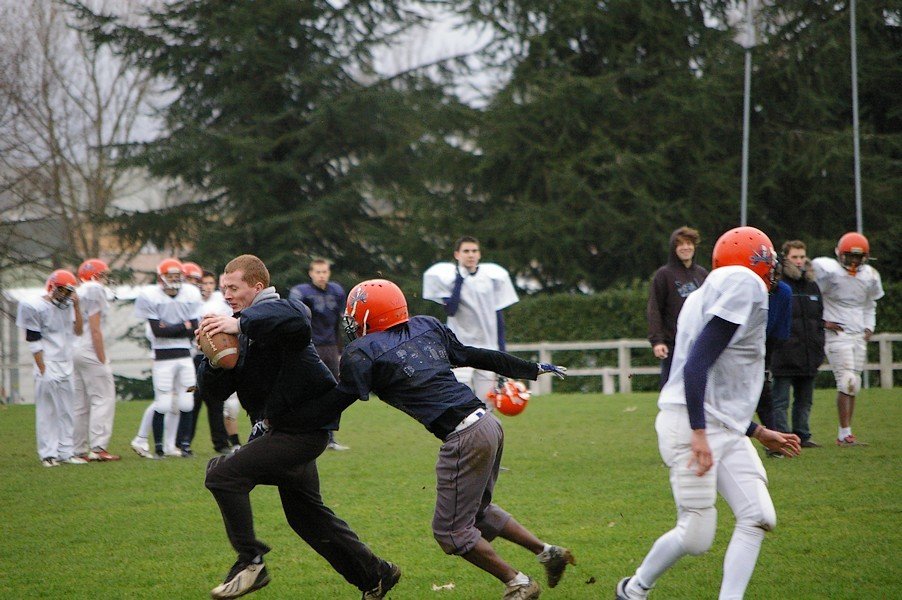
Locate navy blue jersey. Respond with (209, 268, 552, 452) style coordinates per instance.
(337, 315, 538, 439)
(289, 281, 345, 346)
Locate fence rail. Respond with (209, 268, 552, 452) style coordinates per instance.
(508, 333, 902, 395)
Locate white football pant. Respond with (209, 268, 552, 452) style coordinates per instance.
(824, 331, 865, 395)
(148, 357, 195, 451)
(72, 349, 117, 454)
(453, 367, 497, 410)
(34, 374, 76, 460)
(631, 406, 776, 600)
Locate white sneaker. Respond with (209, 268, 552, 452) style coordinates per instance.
(230, 444, 241, 454)
(131, 437, 154, 459)
(41, 457, 60, 468)
(616, 577, 650, 599)
(62, 456, 89, 465)
(327, 441, 350, 451)
(210, 560, 270, 599)
(164, 447, 184, 458)
(503, 578, 541, 600)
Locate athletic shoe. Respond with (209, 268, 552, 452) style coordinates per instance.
(164, 447, 185, 458)
(41, 457, 60, 468)
(131, 437, 153, 458)
(88, 449, 121, 461)
(537, 545, 575, 588)
(230, 444, 242, 454)
(800, 440, 821, 448)
(362, 561, 402, 599)
(62, 456, 89, 465)
(327, 441, 350, 451)
(503, 578, 541, 600)
(616, 577, 650, 600)
(179, 447, 195, 458)
(210, 560, 270, 599)
(836, 435, 867, 447)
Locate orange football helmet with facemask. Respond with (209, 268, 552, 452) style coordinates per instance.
(344, 279, 409, 338)
(712, 226, 778, 291)
(46, 269, 78, 308)
(835, 232, 869, 276)
(77, 258, 110, 283)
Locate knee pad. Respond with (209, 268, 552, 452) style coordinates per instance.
(223, 395, 240, 421)
(837, 370, 861, 396)
(678, 506, 717, 555)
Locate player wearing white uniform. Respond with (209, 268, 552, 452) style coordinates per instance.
(72, 259, 120, 462)
(616, 227, 802, 600)
(423, 236, 519, 406)
(811, 232, 884, 446)
(16, 270, 88, 467)
(130, 258, 202, 458)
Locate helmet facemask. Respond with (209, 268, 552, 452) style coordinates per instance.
(50, 284, 75, 308)
(160, 272, 182, 296)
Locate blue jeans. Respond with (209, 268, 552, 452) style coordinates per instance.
(772, 376, 815, 441)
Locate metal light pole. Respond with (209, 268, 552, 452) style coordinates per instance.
(850, 0, 863, 233)
(739, 1, 757, 226)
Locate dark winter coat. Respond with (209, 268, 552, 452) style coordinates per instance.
(646, 229, 709, 347)
(771, 260, 826, 377)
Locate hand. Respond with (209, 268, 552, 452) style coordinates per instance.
(755, 426, 801, 457)
(201, 314, 240, 336)
(864, 329, 873, 342)
(248, 419, 270, 442)
(652, 344, 669, 359)
(537, 363, 567, 379)
(688, 429, 714, 476)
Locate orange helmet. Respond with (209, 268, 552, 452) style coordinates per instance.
(46, 269, 78, 307)
(181, 261, 203, 282)
(836, 232, 869, 275)
(157, 258, 183, 293)
(487, 380, 531, 416)
(77, 258, 110, 282)
(712, 226, 777, 291)
(344, 279, 409, 337)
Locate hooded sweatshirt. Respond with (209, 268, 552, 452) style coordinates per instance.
(646, 229, 709, 348)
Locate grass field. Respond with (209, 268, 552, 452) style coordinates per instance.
(0, 389, 899, 599)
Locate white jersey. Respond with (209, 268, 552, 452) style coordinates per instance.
(658, 266, 769, 434)
(16, 296, 77, 378)
(201, 290, 233, 317)
(75, 280, 110, 355)
(811, 257, 883, 333)
(423, 261, 518, 350)
(133, 284, 203, 351)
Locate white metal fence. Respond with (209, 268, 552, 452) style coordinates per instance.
(508, 333, 902, 395)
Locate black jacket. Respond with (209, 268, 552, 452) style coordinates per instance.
(770, 260, 825, 377)
(198, 293, 340, 432)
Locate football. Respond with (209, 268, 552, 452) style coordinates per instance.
(199, 331, 239, 369)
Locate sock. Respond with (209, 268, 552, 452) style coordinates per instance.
(839, 427, 851, 440)
(229, 434, 241, 446)
(152, 411, 165, 450)
(177, 410, 193, 448)
(542, 543, 552, 554)
(506, 572, 530, 587)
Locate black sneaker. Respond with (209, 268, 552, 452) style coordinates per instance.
(362, 562, 401, 599)
(210, 559, 270, 599)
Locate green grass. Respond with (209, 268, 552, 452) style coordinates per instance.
(0, 389, 899, 599)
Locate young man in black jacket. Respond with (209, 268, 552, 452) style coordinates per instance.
(770, 241, 826, 447)
(197, 255, 399, 600)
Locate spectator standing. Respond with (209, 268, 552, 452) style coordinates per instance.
(289, 258, 350, 451)
(771, 241, 825, 448)
(646, 226, 709, 388)
(16, 270, 88, 466)
(72, 259, 120, 462)
(423, 236, 519, 406)
(758, 278, 792, 459)
(812, 232, 884, 446)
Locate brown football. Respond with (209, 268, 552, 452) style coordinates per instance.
(199, 331, 239, 369)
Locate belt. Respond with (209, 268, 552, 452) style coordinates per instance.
(454, 408, 486, 433)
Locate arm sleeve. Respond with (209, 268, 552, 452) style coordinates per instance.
(148, 319, 193, 338)
(445, 326, 539, 380)
(684, 316, 740, 430)
(766, 282, 792, 340)
(25, 329, 42, 342)
(496, 310, 506, 351)
(443, 271, 465, 316)
(646, 272, 666, 344)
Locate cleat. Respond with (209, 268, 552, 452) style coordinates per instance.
(41, 457, 60, 468)
(88, 449, 121, 461)
(131, 437, 154, 458)
(62, 456, 89, 465)
(503, 578, 541, 600)
(800, 440, 821, 448)
(836, 435, 867, 447)
(537, 545, 575, 588)
(616, 576, 650, 600)
(327, 441, 350, 451)
(179, 447, 195, 458)
(210, 560, 270, 599)
(363, 562, 401, 599)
